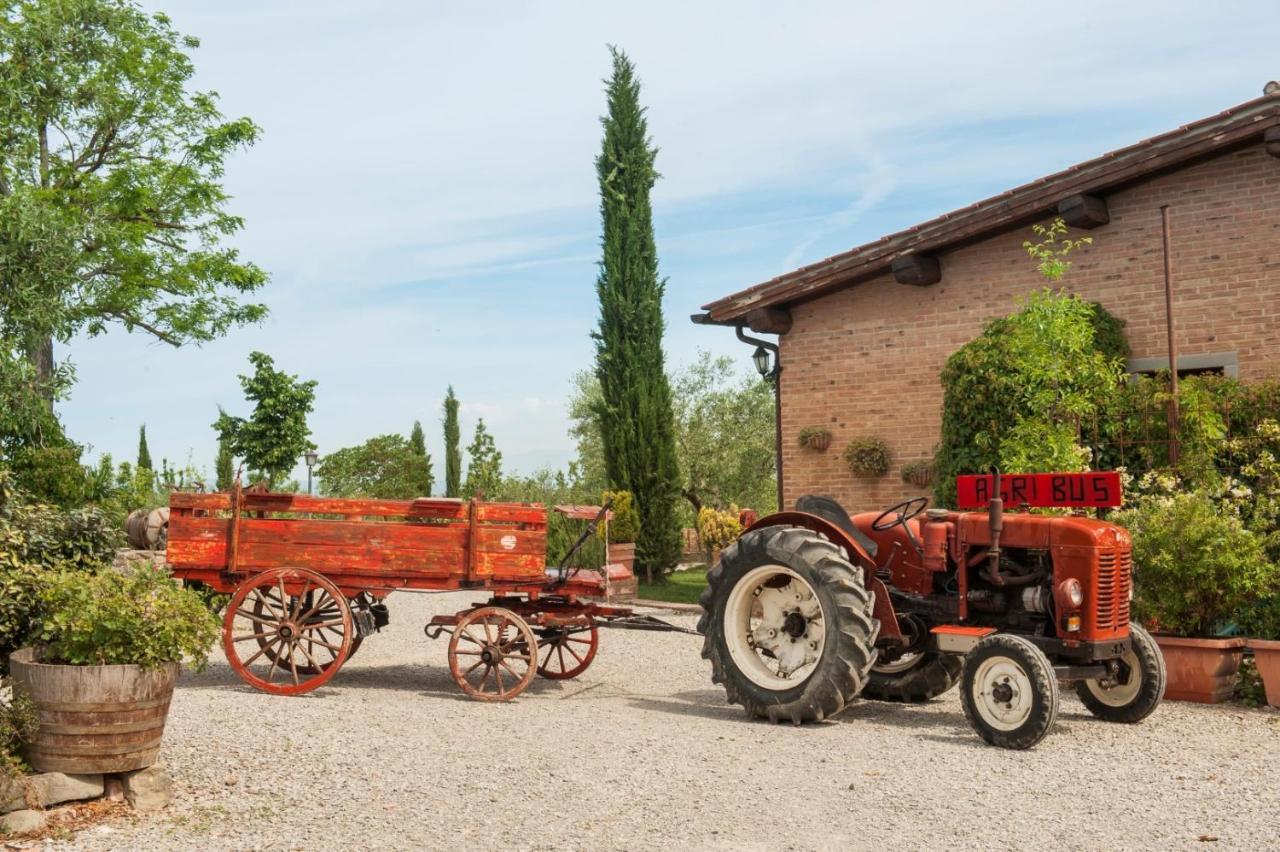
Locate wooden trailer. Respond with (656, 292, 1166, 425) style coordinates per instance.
(166, 486, 636, 699)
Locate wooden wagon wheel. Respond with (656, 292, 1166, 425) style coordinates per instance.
(251, 588, 364, 676)
(447, 607, 538, 701)
(536, 616, 599, 680)
(223, 568, 353, 696)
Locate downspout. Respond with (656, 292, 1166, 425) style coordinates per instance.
(736, 326, 783, 512)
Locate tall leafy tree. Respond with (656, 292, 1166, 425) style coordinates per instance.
(592, 47, 681, 581)
(442, 386, 461, 498)
(407, 419, 434, 496)
(316, 434, 431, 499)
(213, 352, 316, 488)
(136, 424, 152, 471)
(463, 418, 502, 498)
(214, 434, 233, 491)
(0, 0, 266, 396)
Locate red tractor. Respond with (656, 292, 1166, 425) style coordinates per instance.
(699, 471, 1165, 749)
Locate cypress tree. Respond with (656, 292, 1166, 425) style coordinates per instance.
(592, 47, 682, 582)
(137, 424, 153, 471)
(442, 386, 461, 498)
(215, 435, 234, 491)
(408, 419, 434, 496)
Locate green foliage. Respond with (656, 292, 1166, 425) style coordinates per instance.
(316, 434, 432, 499)
(934, 288, 1127, 505)
(463, 419, 502, 498)
(0, 0, 266, 402)
(566, 371, 610, 498)
(0, 470, 119, 670)
(797, 426, 831, 448)
(442, 386, 462, 498)
(407, 420, 433, 496)
(33, 566, 219, 669)
(215, 435, 233, 491)
(213, 352, 316, 487)
(843, 437, 890, 477)
(136, 425, 152, 471)
(1113, 489, 1279, 636)
(598, 489, 639, 544)
(696, 505, 741, 552)
(0, 688, 36, 778)
(6, 441, 87, 506)
(900, 459, 933, 486)
(591, 47, 682, 580)
(671, 353, 777, 516)
(1022, 218, 1093, 281)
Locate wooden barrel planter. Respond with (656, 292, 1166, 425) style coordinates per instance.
(8, 648, 178, 774)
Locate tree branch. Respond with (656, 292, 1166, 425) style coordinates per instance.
(105, 310, 182, 346)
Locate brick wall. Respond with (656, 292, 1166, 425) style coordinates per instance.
(778, 142, 1280, 512)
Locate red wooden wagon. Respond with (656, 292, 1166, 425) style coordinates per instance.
(166, 486, 644, 700)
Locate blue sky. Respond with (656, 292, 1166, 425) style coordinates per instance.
(58, 0, 1280, 484)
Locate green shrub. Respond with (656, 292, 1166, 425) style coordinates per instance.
(696, 505, 741, 552)
(1113, 490, 1280, 636)
(0, 688, 37, 778)
(843, 437, 890, 477)
(598, 490, 640, 544)
(33, 567, 220, 669)
(934, 289, 1126, 506)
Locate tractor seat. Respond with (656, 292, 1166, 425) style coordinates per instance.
(794, 494, 879, 560)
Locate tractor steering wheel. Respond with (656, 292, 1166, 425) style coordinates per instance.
(871, 497, 930, 532)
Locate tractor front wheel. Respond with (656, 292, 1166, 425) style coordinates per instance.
(698, 525, 879, 724)
(960, 634, 1059, 750)
(1074, 624, 1166, 723)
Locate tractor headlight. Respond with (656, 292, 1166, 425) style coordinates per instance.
(1060, 578, 1084, 608)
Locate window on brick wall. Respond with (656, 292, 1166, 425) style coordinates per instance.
(1126, 351, 1238, 380)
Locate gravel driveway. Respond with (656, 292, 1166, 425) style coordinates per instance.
(59, 591, 1280, 852)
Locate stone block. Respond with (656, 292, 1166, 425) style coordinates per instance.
(122, 764, 173, 813)
(0, 807, 47, 835)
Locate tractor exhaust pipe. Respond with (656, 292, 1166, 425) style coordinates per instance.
(987, 467, 1005, 585)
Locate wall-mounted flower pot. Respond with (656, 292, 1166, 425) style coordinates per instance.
(1152, 636, 1246, 703)
(805, 433, 831, 452)
(1247, 639, 1280, 708)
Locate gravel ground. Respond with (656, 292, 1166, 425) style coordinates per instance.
(57, 592, 1280, 852)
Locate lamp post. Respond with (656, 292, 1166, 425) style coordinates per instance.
(737, 327, 782, 510)
(304, 450, 318, 495)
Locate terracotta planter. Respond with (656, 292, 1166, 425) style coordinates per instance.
(1248, 639, 1280, 708)
(607, 542, 636, 575)
(1153, 636, 1246, 703)
(9, 648, 178, 774)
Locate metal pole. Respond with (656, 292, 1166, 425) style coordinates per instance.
(1161, 205, 1180, 466)
(307, 466, 313, 495)
(773, 363, 784, 513)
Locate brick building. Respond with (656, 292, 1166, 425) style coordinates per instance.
(694, 91, 1280, 513)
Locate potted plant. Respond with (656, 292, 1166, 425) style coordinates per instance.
(1114, 491, 1277, 703)
(1242, 596, 1280, 708)
(900, 459, 933, 488)
(598, 490, 639, 575)
(797, 426, 832, 452)
(842, 437, 890, 478)
(10, 567, 218, 773)
(696, 505, 742, 566)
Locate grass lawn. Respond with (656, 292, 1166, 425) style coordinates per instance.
(637, 566, 708, 605)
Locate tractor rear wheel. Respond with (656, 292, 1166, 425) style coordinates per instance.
(698, 525, 879, 724)
(863, 651, 963, 702)
(1074, 624, 1165, 723)
(960, 634, 1059, 750)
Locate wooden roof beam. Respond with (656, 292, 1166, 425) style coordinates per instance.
(892, 253, 941, 287)
(1058, 193, 1110, 229)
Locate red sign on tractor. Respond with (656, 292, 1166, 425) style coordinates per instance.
(956, 472, 1123, 509)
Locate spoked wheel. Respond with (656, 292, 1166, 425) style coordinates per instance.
(252, 590, 365, 676)
(223, 568, 354, 695)
(448, 607, 538, 701)
(536, 616, 599, 680)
